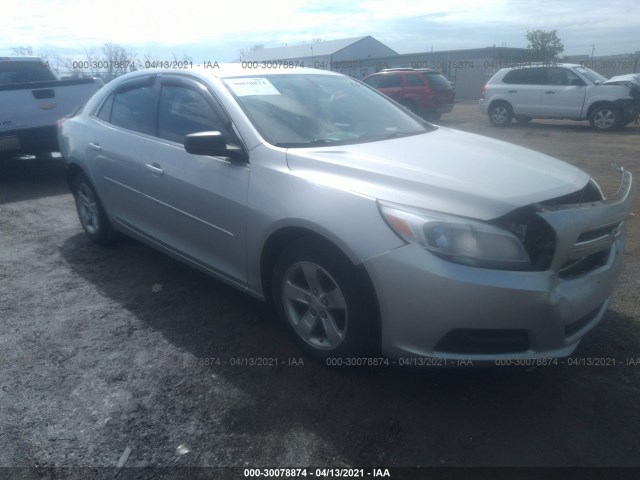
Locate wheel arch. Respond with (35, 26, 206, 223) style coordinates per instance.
(488, 98, 514, 112)
(66, 162, 85, 192)
(586, 100, 617, 119)
(260, 226, 382, 353)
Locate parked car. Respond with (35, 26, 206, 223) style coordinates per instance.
(0, 56, 103, 158)
(362, 68, 455, 121)
(479, 63, 640, 131)
(58, 65, 635, 363)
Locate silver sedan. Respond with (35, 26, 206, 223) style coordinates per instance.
(58, 65, 635, 363)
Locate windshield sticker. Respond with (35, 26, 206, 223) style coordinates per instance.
(225, 78, 280, 96)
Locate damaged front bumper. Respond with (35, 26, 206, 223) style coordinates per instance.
(365, 170, 636, 362)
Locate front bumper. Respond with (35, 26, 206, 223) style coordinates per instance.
(364, 171, 635, 362)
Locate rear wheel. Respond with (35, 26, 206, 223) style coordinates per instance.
(272, 239, 376, 362)
(489, 102, 513, 126)
(72, 172, 116, 244)
(589, 105, 621, 131)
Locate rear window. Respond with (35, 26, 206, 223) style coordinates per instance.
(0, 60, 56, 85)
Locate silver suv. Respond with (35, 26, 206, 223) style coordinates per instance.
(479, 63, 640, 131)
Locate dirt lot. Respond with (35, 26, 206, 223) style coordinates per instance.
(1, 104, 639, 478)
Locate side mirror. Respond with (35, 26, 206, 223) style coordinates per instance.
(184, 131, 247, 162)
(570, 78, 586, 86)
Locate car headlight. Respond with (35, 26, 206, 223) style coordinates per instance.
(379, 200, 531, 270)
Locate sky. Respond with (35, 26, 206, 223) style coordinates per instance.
(1, 0, 638, 62)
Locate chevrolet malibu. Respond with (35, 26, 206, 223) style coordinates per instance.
(58, 65, 635, 363)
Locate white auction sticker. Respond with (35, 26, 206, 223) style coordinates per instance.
(225, 78, 280, 96)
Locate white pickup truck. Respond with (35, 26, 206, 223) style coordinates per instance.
(0, 56, 103, 158)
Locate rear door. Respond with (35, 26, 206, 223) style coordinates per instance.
(402, 73, 430, 110)
(86, 75, 158, 231)
(499, 67, 544, 115)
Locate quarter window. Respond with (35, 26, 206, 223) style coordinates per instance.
(96, 93, 114, 122)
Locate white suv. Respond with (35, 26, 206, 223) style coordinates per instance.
(479, 63, 640, 131)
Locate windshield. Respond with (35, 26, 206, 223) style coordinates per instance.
(574, 66, 608, 84)
(223, 74, 431, 147)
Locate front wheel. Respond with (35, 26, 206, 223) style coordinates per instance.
(489, 102, 513, 126)
(272, 240, 376, 362)
(72, 172, 116, 244)
(589, 105, 621, 131)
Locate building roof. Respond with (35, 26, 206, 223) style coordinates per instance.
(241, 36, 397, 61)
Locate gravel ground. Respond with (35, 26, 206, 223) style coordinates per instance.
(0, 105, 639, 479)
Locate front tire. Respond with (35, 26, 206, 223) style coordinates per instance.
(272, 239, 375, 362)
(589, 105, 621, 131)
(489, 101, 513, 126)
(72, 172, 115, 244)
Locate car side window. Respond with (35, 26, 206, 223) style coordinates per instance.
(564, 69, 583, 85)
(363, 76, 381, 88)
(110, 85, 156, 135)
(503, 68, 544, 85)
(545, 68, 566, 85)
(379, 75, 403, 88)
(96, 93, 114, 122)
(406, 74, 426, 87)
(158, 85, 228, 144)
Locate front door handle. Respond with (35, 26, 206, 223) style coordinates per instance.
(507, 90, 518, 93)
(145, 163, 164, 176)
(544, 91, 556, 94)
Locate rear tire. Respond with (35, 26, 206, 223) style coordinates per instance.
(489, 102, 513, 126)
(272, 239, 376, 362)
(71, 172, 116, 244)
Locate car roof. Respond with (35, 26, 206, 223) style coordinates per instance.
(127, 63, 343, 80)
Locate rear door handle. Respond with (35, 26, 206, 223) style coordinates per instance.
(544, 91, 556, 94)
(88, 142, 101, 152)
(145, 163, 164, 176)
(507, 90, 517, 93)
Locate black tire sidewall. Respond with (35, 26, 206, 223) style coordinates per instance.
(72, 172, 114, 244)
(489, 102, 513, 126)
(590, 105, 621, 131)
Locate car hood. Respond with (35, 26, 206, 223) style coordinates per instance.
(286, 127, 590, 220)
(604, 73, 640, 88)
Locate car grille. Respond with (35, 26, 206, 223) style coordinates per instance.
(494, 181, 612, 274)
